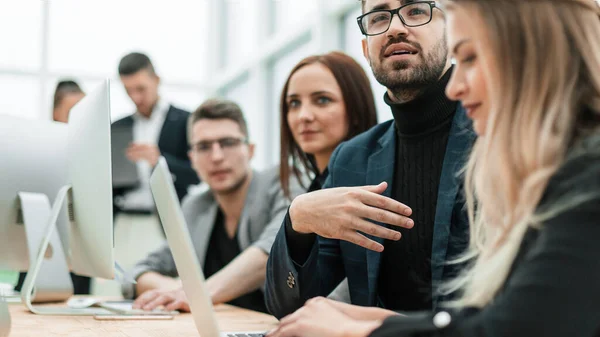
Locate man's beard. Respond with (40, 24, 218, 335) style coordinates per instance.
(215, 171, 249, 196)
(371, 36, 448, 97)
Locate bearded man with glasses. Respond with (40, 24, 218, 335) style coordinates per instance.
(265, 0, 474, 323)
(122, 98, 303, 313)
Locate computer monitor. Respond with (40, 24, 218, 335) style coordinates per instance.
(0, 80, 114, 314)
(0, 118, 69, 272)
(65, 79, 114, 279)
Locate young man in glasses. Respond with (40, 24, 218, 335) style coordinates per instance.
(122, 98, 303, 313)
(265, 0, 474, 328)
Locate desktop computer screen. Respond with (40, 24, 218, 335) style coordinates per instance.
(0, 80, 114, 308)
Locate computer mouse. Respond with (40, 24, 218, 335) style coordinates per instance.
(0, 297, 10, 337)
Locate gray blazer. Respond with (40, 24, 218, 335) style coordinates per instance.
(121, 166, 303, 299)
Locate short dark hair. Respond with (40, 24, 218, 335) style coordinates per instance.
(53, 80, 84, 109)
(187, 98, 249, 144)
(279, 51, 378, 199)
(118, 52, 156, 76)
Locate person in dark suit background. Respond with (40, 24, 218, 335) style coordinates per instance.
(112, 52, 199, 217)
(15, 79, 91, 295)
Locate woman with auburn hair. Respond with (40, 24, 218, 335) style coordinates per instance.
(267, 1, 600, 336)
(279, 51, 378, 198)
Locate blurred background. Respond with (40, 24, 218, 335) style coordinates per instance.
(0, 0, 392, 293)
(0, 0, 392, 170)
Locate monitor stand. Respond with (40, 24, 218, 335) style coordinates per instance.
(0, 296, 9, 337)
(18, 187, 110, 315)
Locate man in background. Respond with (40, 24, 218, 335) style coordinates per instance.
(122, 99, 302, 313)
(112, 52, 199, 213)
(111, 52, 200, 272)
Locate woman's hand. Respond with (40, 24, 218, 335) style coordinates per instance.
(267, 297, 395, 337)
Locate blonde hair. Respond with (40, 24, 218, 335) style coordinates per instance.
(442, 0, 600, 308)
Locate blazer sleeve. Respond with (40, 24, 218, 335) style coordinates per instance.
(252, 169, 304, 254)
(369, 155, 600, 337)
(121, 242, 178, 299)
(265, 144, 347, 319)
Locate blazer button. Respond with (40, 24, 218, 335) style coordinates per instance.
(433, 311, 451, 328)
(287, 272, 296, 289)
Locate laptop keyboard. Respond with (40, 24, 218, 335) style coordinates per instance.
(227, 334, 265, 337)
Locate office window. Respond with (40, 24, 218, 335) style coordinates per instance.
(342, 8, 391, 123)
(269, 41, 316, 166)
(160, 85, 205, 115)
(222, 73, 269, 169)
(0, 1, 42, 71)
(224, 0, 260, 68)
(47, 0, 209, 83)
(0, 76, 40, 120)
(274, 0, 318, 34)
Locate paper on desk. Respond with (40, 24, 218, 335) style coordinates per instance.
(114, 261, 137, 284)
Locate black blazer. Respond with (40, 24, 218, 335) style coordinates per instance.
(112, 105, 199, 204)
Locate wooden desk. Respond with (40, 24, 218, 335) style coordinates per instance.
(7, 301, 278, 337)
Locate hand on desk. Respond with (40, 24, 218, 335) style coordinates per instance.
(126, 143, 161, 167)
(289, 182, 413, 252)
(133, 287, 190, 312)
(267, 297, 395, 337)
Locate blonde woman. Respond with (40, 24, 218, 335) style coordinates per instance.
(266, 0, 600, 336)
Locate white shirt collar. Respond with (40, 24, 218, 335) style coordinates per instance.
(133, 98, 170, 121)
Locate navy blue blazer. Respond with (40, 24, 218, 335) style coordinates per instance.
(112, 105, 199, 203)
(265, 107, 475, 319)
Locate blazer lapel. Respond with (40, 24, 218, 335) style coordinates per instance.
(431, 107, 475, 284)
(157, 105, 176, 152)
(365, 121, 396, 305)
(193, 202, 218, 266)
(236, 170, 259, 250)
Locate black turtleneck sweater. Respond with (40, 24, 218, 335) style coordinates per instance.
(378, 68, 457, 312)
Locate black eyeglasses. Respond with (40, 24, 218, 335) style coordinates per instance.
(357, 1, 438, 36)
(191, 137, 247, 155)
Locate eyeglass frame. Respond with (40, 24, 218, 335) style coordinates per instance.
(190, 136, 249, 155)
(356, 1, 439, 36)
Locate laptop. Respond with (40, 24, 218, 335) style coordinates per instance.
(149, 157, 268, 337)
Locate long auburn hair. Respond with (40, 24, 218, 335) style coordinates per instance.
(441, 0, 600, 308)
(279, 51, 378, 198)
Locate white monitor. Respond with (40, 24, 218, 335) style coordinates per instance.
(0, 80, 114, 313)
(65, 79, 114, 279)
(0, 118, 69, 271)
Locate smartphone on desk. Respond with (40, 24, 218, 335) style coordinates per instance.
(94, 314, 174, 320)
